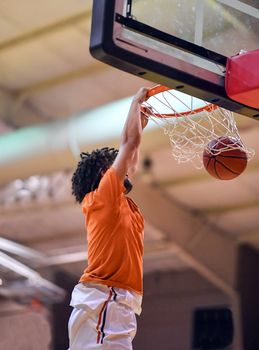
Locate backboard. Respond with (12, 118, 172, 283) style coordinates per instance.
(90, 0, 259, 119)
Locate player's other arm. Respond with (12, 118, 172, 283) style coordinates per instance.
(113, 88, 149, 181)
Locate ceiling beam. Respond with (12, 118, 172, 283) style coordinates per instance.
(10, 63, 109, 123)
(0, 237, 46, 262)
(0, 198, 74, 217)
(132, 177, 238, 295)
(15, 62, 108, 101)
(0, 237, 182, 268)
(204, 199, 259, 214)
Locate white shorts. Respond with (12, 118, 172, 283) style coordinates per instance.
(68, 282, 142, 350)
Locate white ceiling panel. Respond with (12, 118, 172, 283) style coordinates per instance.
(0, 41, 76, 89)
(0, 0, 90, 36)
(42, 26, 91, 67)
(209, 207, 259, 236)
(167, 171, 259, 210)
(0, 204, 84, 242)
(0, 16, 20, 42)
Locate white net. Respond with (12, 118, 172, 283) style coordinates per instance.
(142, 88, 254, 168)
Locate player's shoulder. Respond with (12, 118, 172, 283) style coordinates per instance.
(81, 191, 96, 209)
(96, 167, 126, 206)
(101, 167, 125, 190)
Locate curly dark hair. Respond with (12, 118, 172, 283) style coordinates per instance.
(71, 147, 118, 203)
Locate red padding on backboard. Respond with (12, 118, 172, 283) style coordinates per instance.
(225, 49, 259, 109)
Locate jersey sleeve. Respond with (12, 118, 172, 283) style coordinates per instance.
(96, 167, 125, 203)
(81, 167, 125, 214)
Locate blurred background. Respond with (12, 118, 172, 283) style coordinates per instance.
(0, 1, 259, 349)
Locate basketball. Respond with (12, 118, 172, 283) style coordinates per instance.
(203, 136, 248, 180)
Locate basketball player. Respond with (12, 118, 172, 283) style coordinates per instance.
(68, 87, 149, 349)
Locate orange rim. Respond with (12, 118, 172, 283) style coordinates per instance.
(147, 85, 170, 98)
(143, 85, 218, 118)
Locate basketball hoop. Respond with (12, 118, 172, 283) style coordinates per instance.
(141, 85, 254, 168)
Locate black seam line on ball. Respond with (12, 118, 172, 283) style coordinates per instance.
(216, 154, 247, 160)
(216, 159, 241, 175)
(214, 160, 223, 180)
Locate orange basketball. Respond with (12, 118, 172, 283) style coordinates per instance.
(203, 136, 248, 180)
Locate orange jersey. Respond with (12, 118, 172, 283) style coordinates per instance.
(79, 167, 144, 295)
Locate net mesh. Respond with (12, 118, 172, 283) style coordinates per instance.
(142, 88, 254, 168)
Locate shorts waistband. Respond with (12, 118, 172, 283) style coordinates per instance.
(70, 282, 142, 315)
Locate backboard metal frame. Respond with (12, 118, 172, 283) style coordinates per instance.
(90, 0, 259, 119)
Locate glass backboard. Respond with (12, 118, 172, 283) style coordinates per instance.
(90, 0, 259, 118)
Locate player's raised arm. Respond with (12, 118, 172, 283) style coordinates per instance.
(112, 87, 149, 181)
